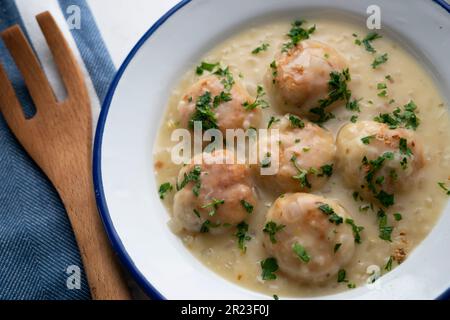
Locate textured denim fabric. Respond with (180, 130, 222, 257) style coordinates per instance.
(0, 0, 115, 299)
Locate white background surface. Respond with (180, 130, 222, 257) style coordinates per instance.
(88, 0, 180, 67)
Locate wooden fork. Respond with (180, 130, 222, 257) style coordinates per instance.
(0, 12, 130, 300)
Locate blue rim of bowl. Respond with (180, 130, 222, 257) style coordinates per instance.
(93, 0, 450, 300)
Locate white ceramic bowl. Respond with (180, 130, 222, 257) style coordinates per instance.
(94, 0, 450, 299)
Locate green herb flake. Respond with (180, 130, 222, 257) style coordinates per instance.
(263, 221, 286, 244)
(213, 91, 232, 108)
(318, 164, 334, 177)
(200, 220, 220, 233)
(393, 213, 403, 221)
(196, 61, 220, 75)
(399, 138, 413, 156)
(361, 135, 375, 145)
(270, 60, 278, 83)
(243, 85, 269, 110)
(318, 203, 343, 225)
(372, 53, 389, 69)
(361, 32, 382, 53)
(345, 218, 364, 244)
(252, 43, 270, 54)
(282, 20, 316, 52)
(292, 242, 310, 263)
(384, 256, 394, 271)
(240, 200, 254, 214)
(177, 165, 202, 197)
(158, 182, 173, 199)
(235, 221, 251, 252)
(260, 257, 279, 280)
(378, 209, 394, 241)
(268, 116, 280, 128)
(438, 182, 450, 195)
(290, 155, 311, 189)
(189, 92, 218, 131)
(289, 114, 305, 128)
(310, 68, 351, 123)
(337, 269, 347, 283)
(201, 198, 225, 216)
(376, 190, 395, 208)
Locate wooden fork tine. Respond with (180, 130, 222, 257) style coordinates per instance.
(1, 25, 57, 110)
(36, 12, 88, 100)
(0, 63, 28, 134)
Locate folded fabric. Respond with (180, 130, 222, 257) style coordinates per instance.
(0, 0, 115, 299)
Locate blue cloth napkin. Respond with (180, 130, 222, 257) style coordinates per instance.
(0, 0, 115, 299)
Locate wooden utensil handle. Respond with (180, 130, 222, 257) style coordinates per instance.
(59, 177, 131, 300)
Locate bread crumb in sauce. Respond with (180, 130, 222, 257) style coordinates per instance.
(154, 18, 450, 297)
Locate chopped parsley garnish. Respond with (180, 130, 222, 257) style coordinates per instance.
(240, 200, 254, 214)
(263, 221, 285, 244)
(235, 221, 251, 252)
(260, 257, 279, 280)
(337, 269, 347, 283)
(189, 92, 218, 130)
(201, 198, 225, 216)
(292, 242, 310, 263)
(310, 68, 351, 123)
(243, 85, 269, 110)
(273, 294, 279, 300)
(384, 256, 394, 271)
(399, 138, 413, 156)
(345, 218, 364, 244)
(393, 213, 403, 221)
(360, 32, 382, 53)
(282, 20, 316, 52)
(318, 164, 334, 177)
(438, 182, 450, 195)
(252, 43, 270, 54)
(318, 203, 343, 225)
(334, 243, 342, 253)
(385, 75, 393, 82)
(375, 190, 395, 208)
(346, 98, 361, 112)
(290, 155, 311, 189)
(378, 209, 394, 241)
(362, 152, 395, 207)
(374, 100, 420, 130)
(377, 82, 388, 98)
(361, 135, 375, 145)
(213, 91, 232, 107)
(372, 53, 389, 69)
(270, 60, 278, 84)
(377, 83, 387, 90)
(214, 66, 235, 91)
(288, 114, 305, 128)
(268, 116, 280, 128)
(177, 165, 202, 196)
(200, 220, 220, 233)
(158, 182, 173, 199)
(350, 115, 358, 123)
(196, 61, 220, 75)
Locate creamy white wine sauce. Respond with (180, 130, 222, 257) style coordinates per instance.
(153, 18, 450, 297)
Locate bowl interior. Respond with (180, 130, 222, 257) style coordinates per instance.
(95, 0, 450, 299)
